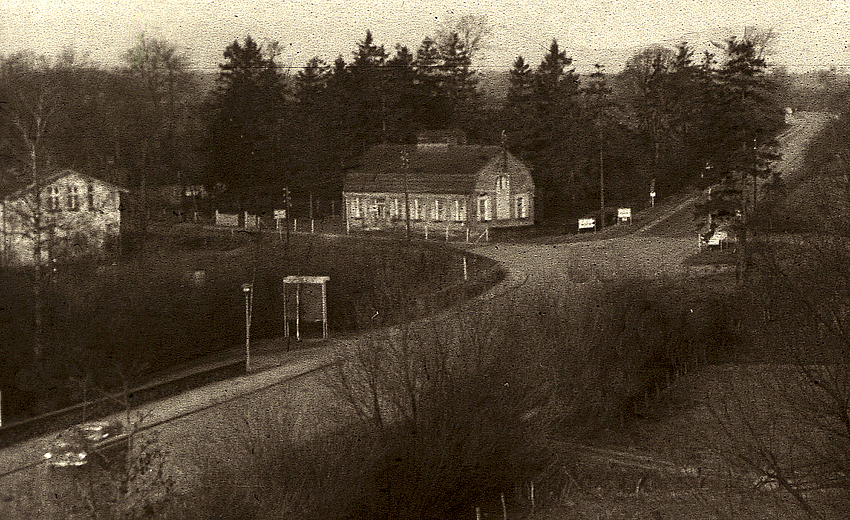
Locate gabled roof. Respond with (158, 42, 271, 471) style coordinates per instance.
(344, 144, 508, 195)
(1, 168, 128, 201)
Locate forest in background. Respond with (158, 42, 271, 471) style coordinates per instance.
(1, 21, 828, 224)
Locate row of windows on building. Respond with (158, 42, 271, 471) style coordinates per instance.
(348, 195, 529, 222)
(45, 185, 96, 212)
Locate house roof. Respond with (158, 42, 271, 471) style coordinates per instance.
(1, 168, 128, 201)
(344, 144, 508, 195)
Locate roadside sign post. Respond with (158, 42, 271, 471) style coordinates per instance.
(578, 218, 597, 233)
(274, 209, 286, 240)
(617, 208, 632, 225)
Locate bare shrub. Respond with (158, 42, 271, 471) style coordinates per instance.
(708, 112, 850, 518)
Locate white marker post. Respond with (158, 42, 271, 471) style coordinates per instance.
(650, 178, 656, 208)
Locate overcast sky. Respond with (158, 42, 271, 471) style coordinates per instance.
(1, 0, 848, 73)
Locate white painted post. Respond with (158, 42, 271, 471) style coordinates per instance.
(466, 228, 470, 243)
(501, 493, 507, 520)
(485, 228, 489, 242)
(283, 282, 289, 338)
(321, 280, 328, 339)
(476, 507, 481, 520)
(425, 225, 428, 240)
(463, 256, 468, 281)
(311, 219, 315, 234)
(215, 209, 219, 225)
(295, 284, 301, 341)
(294, 218, 298, 233)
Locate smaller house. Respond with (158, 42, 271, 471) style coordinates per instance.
(0, 169, 127, 266)
(343, 137, 534, 231)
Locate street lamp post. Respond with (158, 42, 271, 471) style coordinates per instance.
(401, 149, 411, 242)
(241, 283, 253, 373)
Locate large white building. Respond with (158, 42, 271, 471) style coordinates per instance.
(343, 138, 534, 231)
(0, 169, 127, 266)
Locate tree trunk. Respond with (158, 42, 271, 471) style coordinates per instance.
(31, 147, 44, 362)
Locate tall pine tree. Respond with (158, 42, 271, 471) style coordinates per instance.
(204, 36, 285, 193)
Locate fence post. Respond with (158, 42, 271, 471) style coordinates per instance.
(311, 219, 315, 234)
(446, 225, 449, 241)
(463, 256, 468, 281)
(294, 218, 298, 233)
(466, 228, 470, 243)
(425, 225, 428, 240)
(485, 228, 489, 242)
(215, 209, 219, 225)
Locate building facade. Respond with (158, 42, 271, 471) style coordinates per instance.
(0, 169, 126, 266)
(343, 142, 534, 230)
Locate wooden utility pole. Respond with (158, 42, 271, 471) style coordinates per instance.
(599, 126, 605, 229)
(402, 149, 411, 241)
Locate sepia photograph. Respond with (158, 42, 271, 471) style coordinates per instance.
(0, 1, 849, 518)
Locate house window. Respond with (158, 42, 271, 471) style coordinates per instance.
(516, 195, 528, 219)
(478, 196, 491, 221)
(47, 186, 60, 211)
(496, 175, 508, 192)
(412, 199, 421, 220)
(350, 197, 362, 218)
(87, 185, 95, 211)
(454, 200, 467, 222)
(434, 199, 445, 222)
(67, 186, 80, 210)
(390, 198, 400, 219)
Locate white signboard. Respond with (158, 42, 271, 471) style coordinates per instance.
(274, 209, 287, 220)
(578, 218, 596, 230)
(215, 211, 239, 227)
(617, 208, 631, 219)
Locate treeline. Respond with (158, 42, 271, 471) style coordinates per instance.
(0, 25, 795, 222)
